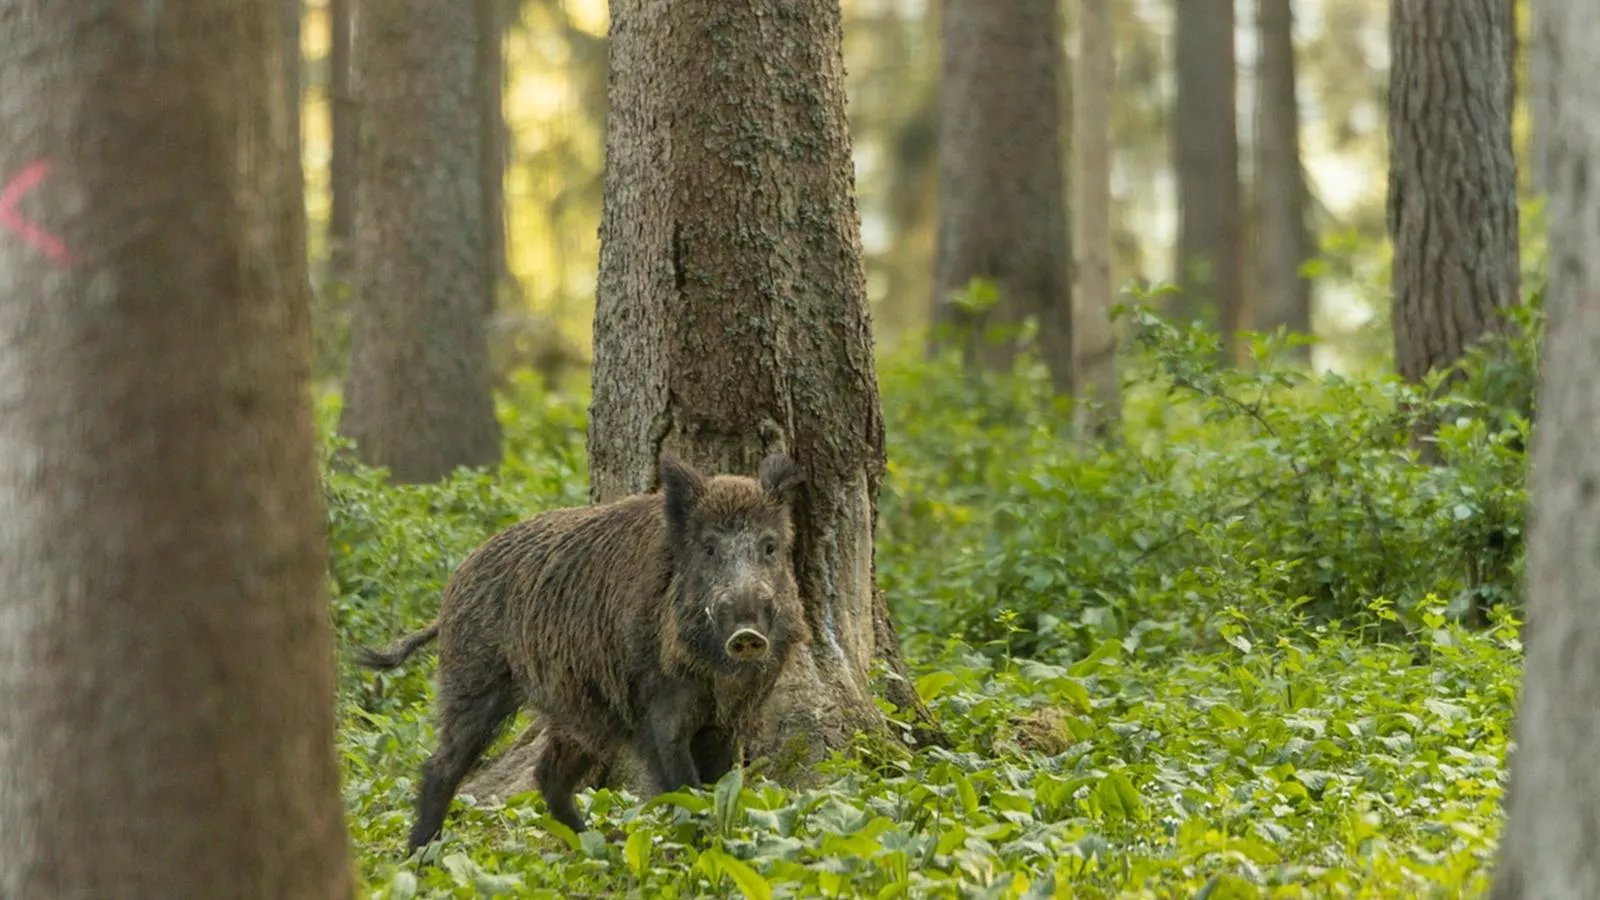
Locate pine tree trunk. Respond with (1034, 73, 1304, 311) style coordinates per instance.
(478, 0, 511, 308)
(339, 0, 502, 483)
(1172, 0, 1245, 348)
(0, 5, 354, 896)
(1073, 0, 1122, 433)
(1387, 0, 1518, 385)
(329, 0, 357, 284)
(462, 0, 945, 801)
(931, 0, 1074, 393)
(1252, 0, 1313, 362)
(1489, 4, 1600, 893)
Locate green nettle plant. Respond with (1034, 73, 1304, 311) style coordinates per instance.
(326, 270, 1536, 897)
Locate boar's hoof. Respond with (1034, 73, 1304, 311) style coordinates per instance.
(725, 628, 770, 661)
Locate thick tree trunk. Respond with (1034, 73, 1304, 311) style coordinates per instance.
(1489, 4, 1600, 893)
(1387, 0, 1519, 384)
(1172, 0, 1245, 348)
(339, 0, 503, 483)
(463, 0, 944, 802)
(329, 0, 357, 284)
(931, 0, 1074, 393)
(1252, 0, 1314, 362)
(1527, 0, 1553, 197)
(1073, 0, 1122, 434)
(0, 5, 353, 897)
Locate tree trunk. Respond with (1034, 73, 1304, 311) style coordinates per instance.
(0, 5, 354, 897)
(931, 0, 1074, 393)
(1172, 0, 1245, 348)
(1489, 4, 1600, 893)
(478, 0, 511, 308)
(328, 0, 357, 285)
(286, 0, 308, 278)
(1073, 0, 1122, 434)
(1527, 0, 1554, 198)
(339, 0, 503, 484)
(1252, 0, 1313, 362)
(463, 0, 945, 801)
(1387, 0, 1518, 385)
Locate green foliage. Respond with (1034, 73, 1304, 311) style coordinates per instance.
(328, 314, 1526, 896)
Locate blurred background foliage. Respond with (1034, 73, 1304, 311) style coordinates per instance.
(289, 0, 1485, 390)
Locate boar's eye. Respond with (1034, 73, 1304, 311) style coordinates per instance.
(761, 536, 779, 558)
(702, 540, 717, 559)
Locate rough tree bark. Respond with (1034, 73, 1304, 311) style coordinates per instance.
(1252, 0, 1314, 362)
(0, 5, 353, 897)
(1387, 0, 1519, 385)
(328, 0, 357, 284)
(339, 0, 503, 483)
(930, 0, 1074, 393)
(1488, 1, 1600, 895)
(462, 0, 943, 802)
(1073, 0, 1122, 434)
(1172, 0, 1245, 348)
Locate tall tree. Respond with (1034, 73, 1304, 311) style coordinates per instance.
(931, 0, 1074, 393)
(478, 0, 512, 305)
(1387, 0, 1518, 384)
(328, 0, 357, 284)
(0, 4, 353, 896)
(1489, 2, 1600, 893)
(1253, 0, 1314, 361)
(461, 0, 945, 798)
(1172, 0, 1245, 348)
(1074, 0, 1123, 432)
(340, 0, 503, 483)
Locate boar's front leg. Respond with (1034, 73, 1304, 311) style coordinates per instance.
(690, 726, 738, 785)
(639, 679, 706, 794)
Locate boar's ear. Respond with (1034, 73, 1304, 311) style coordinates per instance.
(659, 452, 706, 538)
(758, 453, 805, 505)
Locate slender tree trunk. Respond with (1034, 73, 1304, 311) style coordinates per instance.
(0, 5, 353, 897)
(1387, 0, 1519, 385)
(462, 0, 945, 801)
(1172, 0, 1245, 349)
(340, 0, 503, 484)
(329, 0, 357, 284)
(478, 0, 511, 310)
(1528, 0, 1553, 197)
(1074, 0, 1122, 434)
(931, 0, 1074, 393)
(1490, 4, 1600, 894)
(1252, 0, 1314, 361)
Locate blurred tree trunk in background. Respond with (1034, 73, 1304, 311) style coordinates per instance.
(286, 0, 309, 285)
(1387, 0, 1518, 386)
(479, 0, 513, 306)
(1489, 2, 1600, 892)
(1074, 0, 1121, 432)
(1172, 0, 1245, 353)
(463, 0, 945, 802)
(1252, 0, 1314, 361)
(931, 0, 1074, 394)
(340, 0, 503, 483)
(0, 4, 353, 896)
(329, 0, 357, 284)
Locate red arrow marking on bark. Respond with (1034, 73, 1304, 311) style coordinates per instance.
(1, 160, 73, 266)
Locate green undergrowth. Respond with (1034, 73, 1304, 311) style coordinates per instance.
(325, 303, 1532, 897)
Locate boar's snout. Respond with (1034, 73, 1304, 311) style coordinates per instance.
(724, 628, 771, 662)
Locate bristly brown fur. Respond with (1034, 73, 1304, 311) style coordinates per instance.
(356, 452, 810, 852)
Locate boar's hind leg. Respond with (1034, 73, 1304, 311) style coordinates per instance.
(533, 734, 595, 835)
(408, 664, 520, 852)
(689, 726, 738, 785)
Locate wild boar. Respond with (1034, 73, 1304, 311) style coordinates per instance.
(356, 452, 810, 851)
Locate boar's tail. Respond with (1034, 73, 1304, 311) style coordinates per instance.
(354, 622, 440, 670)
